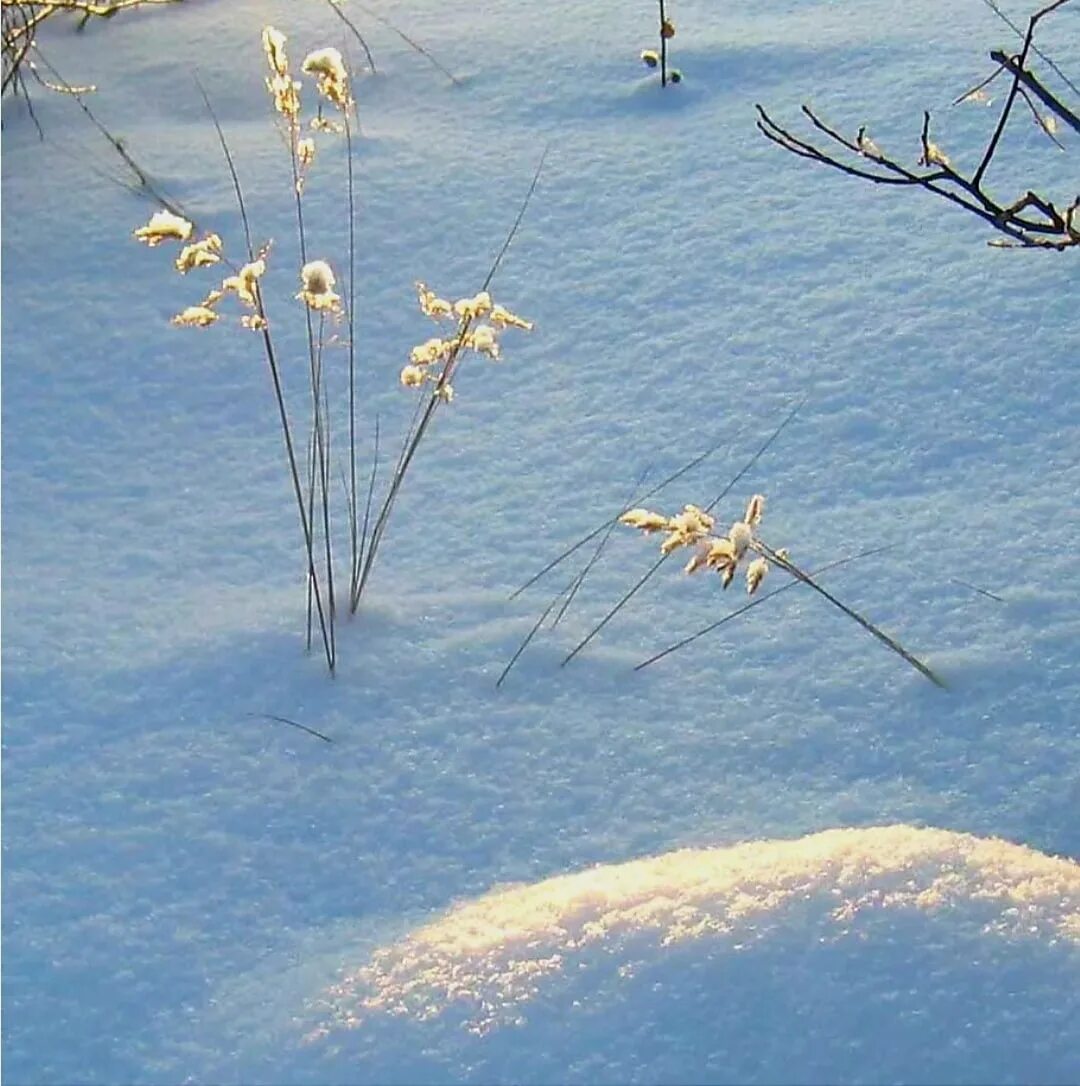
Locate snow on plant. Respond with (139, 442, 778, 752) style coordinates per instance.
(399, 282, 532, 402)
(132, 24, 543, 674)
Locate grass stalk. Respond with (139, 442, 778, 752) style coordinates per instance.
(198, 78, 333, 671)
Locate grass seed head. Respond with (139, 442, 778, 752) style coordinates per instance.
(489, 303, 533, 331)
(172, 305, 219, 328)
(400, 364, 427, 388)
(221, 256, 267, 308)
(729, 520, 752, 559)
(297, 137, 316, 168)
(744, 494, 765, 528)
(262, 26, 289, 77)
(619, 508, 671, 532)
(416, 282, 454, 320)
(134, 209, 194, 246)
(746, 556, 769, 595)
(297, 259, 342, 312)
(302, 47, 351, 110)
(174, 234, 223, 274)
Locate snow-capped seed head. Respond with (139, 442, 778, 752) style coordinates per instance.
(489, 304, 533, 331)
(297, 260, 341, 311)
(400, 364, 427, 388)
(302, 47, 350, 109)
(705, 537, 736, 570)
(297, 137, 316, 168)
(744, 494, 765, 528)
(222, 257, 267, 308)
(172, 305, 218, 328)
(729, 520, 753, 559)
(641, 49, 659, 68)
(660, 19, 675, 38)
(134, 209, 193, 246)
(416, 282, 454, 320)
(267, 72, 301, 120)
(262, 26, 289, 77)
(469, 324, 500, 359)
(174, 234, 222, 274)
(746, 556, 769, 596)
(619, 508, 670, 533)
(669, 69, 683, 83)
(241, 314, 268, 332)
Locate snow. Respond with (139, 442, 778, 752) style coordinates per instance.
(2, 0, 1078, 1082)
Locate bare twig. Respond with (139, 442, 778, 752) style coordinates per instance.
(756, 0, 1078, 250)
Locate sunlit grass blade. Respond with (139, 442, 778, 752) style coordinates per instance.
(551, 466, 652, 628)
(509, 429, 737, 601)
(496, 586, 569, 689)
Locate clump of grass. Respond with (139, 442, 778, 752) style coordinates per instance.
(639, 0, 681, 86)
(133, 23, 540, 673)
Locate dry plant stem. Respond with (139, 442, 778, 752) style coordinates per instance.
(496, 587, 567, 688)
(289, 118, 337, 663)
(658, 0, 668, 87)
(990, 49, 1080, 132)
(322, 0, 375, 73)
(336, 0, 460, 85)
(351, 148, 548, 610)
(635, 544, 900, 671)
(249, 711, 333, 743)
(753, 540, 946, 687)
(551, 468, 652, 628)
(344, 111, 362, 608)
(950, 576, 1005, 603)
(510, 429, 735, 601)
(499, 470, 655, 688)
(562, 396, 806, 666)
(197, 79, 333, 671)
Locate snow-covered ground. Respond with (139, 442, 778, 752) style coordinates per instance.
(2, 0, 1078, 1082)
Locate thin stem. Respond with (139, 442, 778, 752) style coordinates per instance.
(322, 0, 376, 73)
(353, 148, 548, 607)
(754, 540, 946, 687)
(635, 544, 898, 670)
(510, 427, 735, 600)
(198, 79, 332, 670)
(659, 0, 667, 87)
(340, 0, 460, 85)
(345, 111, 360, 607)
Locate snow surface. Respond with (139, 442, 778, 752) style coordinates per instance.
(2, 0, 1078, 1082)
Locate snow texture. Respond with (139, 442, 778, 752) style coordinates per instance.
(2, 0, 1078, 1082)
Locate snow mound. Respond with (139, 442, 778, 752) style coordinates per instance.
(290, 825, 1079, 1084)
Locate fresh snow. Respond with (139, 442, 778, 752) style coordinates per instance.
(2, 0, 1078, 1082)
